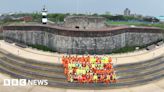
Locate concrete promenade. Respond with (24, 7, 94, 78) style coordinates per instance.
(0, 73, 164, 92)
(0, 40, 164, 65)
(0, 40, 164, 92)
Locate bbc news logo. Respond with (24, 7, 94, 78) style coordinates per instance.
(3, 79, 48, 86)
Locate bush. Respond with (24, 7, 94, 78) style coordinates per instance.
(28, 44, 55, 52)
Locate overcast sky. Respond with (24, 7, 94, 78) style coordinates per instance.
(0, 0, 163, 16)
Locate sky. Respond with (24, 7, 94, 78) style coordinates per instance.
(0, 0, 164, 16)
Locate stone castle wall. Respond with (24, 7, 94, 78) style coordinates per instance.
(0, 26, 3, 39)
(2, 25, 164, 54)
(64, 16, 106, 30)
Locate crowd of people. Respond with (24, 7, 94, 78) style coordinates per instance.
(62, 55, 117, 83)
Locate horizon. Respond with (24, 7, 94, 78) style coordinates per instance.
(0, 0, 164, 17)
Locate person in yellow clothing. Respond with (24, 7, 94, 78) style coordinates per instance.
(101, 57, 105, 63)
(90, 57, 96, 64)
(76, 69, 80, 75)
(107, 75, 111, 80)
(112, 73, 117, 80)
(72, 63, 76, 68)
(70, 76, 74, 82)
(85, 65, 89, 73)
(104, 56, 109, 64)
(69, 69, 73, 74)
(82, 69, 86, 75)
(68, 63, 72, 70)
(93, 74, 98, 82)
(105, 75, 111, 84)
(79, 69, 82, 75)
(92, 63, 96, 69)
(101, 56, 109, 64)
(98, 63, 103, 70)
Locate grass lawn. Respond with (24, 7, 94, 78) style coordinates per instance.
(107, 21, 164, 29)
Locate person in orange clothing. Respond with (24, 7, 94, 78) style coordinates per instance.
(67, 75, 72, 82)
(100, 74, 105, 83)
(87, 72, 93, 83)
(107, 68, 114, 74)
(73, 67, 77, 74)
(87, 55, 90, 62)
(64, 68, 68, 75)
(95, 69, 103, 75)
(84, 56, 88, 62)
(81, 55, 85, 63)
(62, 56, 67, 67)
(108, 57, 112, 63)
(105, 75, 111, 84)
(96, 57, 101, 63)
(72, 56, 75, 62)
(104, 63, 113, 69)
(62, 56, 65, 64)
(63, 59, 68, 69)
(95, 69, 100, 75)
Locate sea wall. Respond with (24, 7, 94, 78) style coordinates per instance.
(2, 25, 164, 54)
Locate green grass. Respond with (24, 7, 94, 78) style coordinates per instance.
(112, 46, 137, 54)
(107, 21, 164, 29)
(111, 39, 164, 54)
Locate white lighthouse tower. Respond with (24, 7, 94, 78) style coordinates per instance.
(42, 6, 48, 24)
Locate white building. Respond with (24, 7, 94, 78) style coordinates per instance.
(156, 16, 164, 22)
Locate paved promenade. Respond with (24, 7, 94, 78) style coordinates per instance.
(0, 73, 164, 92)
(0, 40, 164, 65)
(0, 40, 163, 92)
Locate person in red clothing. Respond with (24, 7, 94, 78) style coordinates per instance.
(82, 74, 87, 83)
(89, 73, 93, 83)
(77, 75, 83, 83)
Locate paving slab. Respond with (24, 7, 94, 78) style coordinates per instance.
(0, 73, 164, 92)
(30, 86, 66, 92)
(128, 83, 164, 92)
(154, 79, 164, 89)
(0, 85, 34, 92)
(66, 89, 94, 92)
(94, 88, 131, 92)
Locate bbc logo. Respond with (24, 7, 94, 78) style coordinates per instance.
(3, 79, 48, 86)
(3, 79, 26, 86)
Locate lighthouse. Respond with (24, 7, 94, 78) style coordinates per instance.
(42, 6, 48, 24)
